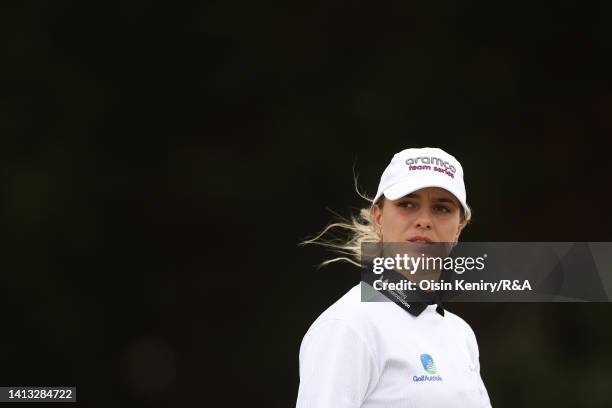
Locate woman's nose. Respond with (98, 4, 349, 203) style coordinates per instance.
(414, 208, 432, 229)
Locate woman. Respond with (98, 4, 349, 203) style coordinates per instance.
(296, 147, 492, 407)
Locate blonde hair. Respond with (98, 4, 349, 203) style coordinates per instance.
(300, 182, 472, 268)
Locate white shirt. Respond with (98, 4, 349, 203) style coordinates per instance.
(296, 283, 492, 408)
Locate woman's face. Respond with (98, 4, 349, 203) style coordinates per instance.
(372, 187, 464, 243)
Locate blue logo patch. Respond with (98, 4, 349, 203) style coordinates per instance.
(413, 354, 443, 382)
(420, 354, 437, 374)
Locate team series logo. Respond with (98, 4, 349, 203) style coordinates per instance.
(413, 353, 443, 382)
(405, 156, 456, 179)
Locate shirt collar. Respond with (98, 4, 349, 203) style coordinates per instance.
(362, 267, 450, 317)
(384, 280, 446, 317)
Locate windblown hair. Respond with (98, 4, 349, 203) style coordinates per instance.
(300, 182, 472, 268)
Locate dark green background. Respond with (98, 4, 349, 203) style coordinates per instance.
(2, 1, 612, 406)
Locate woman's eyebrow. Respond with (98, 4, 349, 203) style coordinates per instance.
(433, 197, 458, 206)
(401, 194, 458, 206)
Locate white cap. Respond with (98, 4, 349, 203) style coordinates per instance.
(373, 147, 470, 217)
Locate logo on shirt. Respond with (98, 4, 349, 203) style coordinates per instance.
(413, 354, 443, 382)
(420, 354, 437, 374)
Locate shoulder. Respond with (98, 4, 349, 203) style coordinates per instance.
(299, 283, 389, 358)
(443, 309, 476, 336)
(303, 283, 385, 338)
(443, 308, 480, 356)
(298, 283, 384, 375)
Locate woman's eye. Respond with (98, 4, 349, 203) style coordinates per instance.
(398, 201, 415, 208)
(433, 205, 450, 213)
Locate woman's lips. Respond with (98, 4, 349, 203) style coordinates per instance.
(407, 236, 433, 243)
